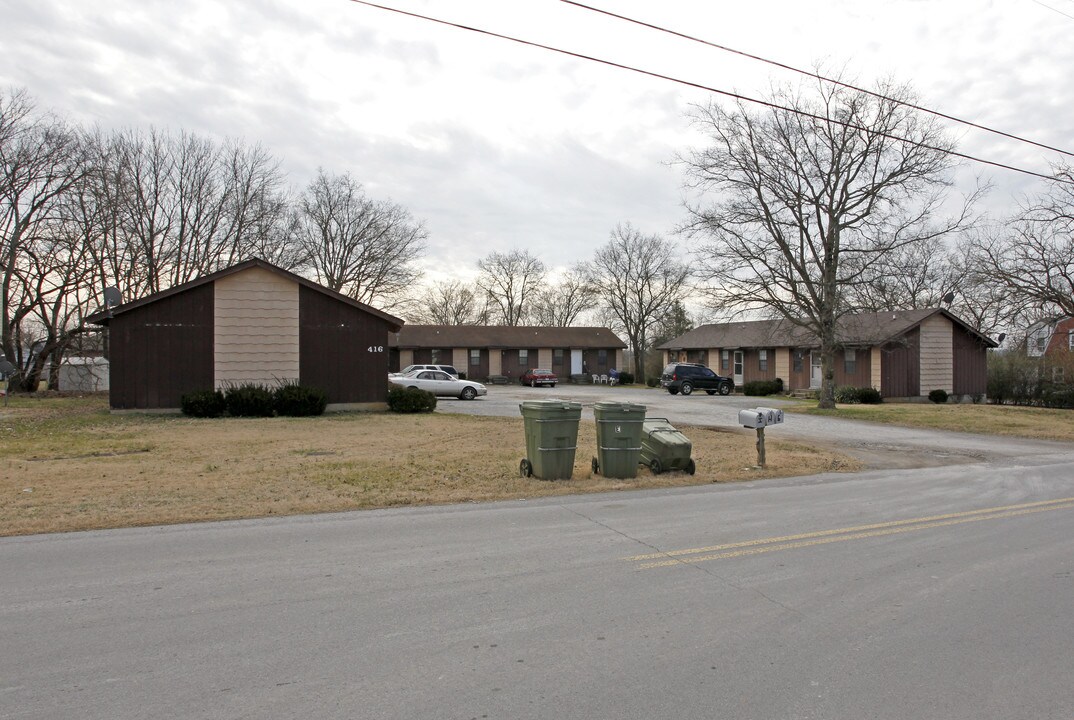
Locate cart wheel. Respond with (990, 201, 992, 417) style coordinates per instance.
(591, 457, 599, 475)
(520, 459, 532, 477)
(649, 457, 662, 475)
(686, 459, 696, 475)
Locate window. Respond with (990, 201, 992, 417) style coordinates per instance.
(553, 348, 564, 365)
(844, 348, 857, 375)
(430, 349, 440, 364)
(470, 349, 481, 366)
(518, 349, 529, 365)
(759, 349, 768, 372)
(598, 349, 608, 367)
(1036, 336, 1048, 353)
(1053, 366, 1065, 383)
(721, 350, 729, 371)
(1069, 332, 1074, 351)
(793, 351, 803, 372)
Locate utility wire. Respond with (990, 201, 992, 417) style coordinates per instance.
(346, 0, 1072, 186)
(1029, 0, 1074, 21)
(560, 0, 1074, 160)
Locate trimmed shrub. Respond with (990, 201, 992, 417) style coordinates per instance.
(387, 386, 437, 413)
(224, 382, 276, 417)
(617, 372, 635, 385)
(180, 389, 225, 418)
(1041, 385, 1074, 409)
(857, 387, 882, 404)
(928, 388, 949, 404)
(646, 377, 660, 388)
(274, 382, 328, 417)
(774, 378, 785, 393)
(834, 385, 860, 404)
(743, 380, 781, 396)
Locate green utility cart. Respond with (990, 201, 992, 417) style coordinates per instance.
(639, 417, 695, 475)
(590, 401, 646, 479)
(519, 399, 582, 480)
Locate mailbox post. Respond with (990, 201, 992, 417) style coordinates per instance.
(739, 406, 784, 467)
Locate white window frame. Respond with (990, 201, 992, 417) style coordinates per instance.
(759, 349, 768, 372)
(844, 348, 857, 375)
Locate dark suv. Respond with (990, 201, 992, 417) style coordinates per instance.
(660, 363, 734, 396)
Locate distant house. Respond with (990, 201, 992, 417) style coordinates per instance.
(658, 308, 997, 401)
(1026, 315, 1074, 384)
(87, 258, 404, 411)
(389, 326, 627, 381)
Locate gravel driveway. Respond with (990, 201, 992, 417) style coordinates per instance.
(438, 383, 1074, 471)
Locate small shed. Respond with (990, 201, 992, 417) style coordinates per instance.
(87, 259, 403, 411)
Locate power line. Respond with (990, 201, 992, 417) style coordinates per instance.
(560, 0, 1074, 160)
(345, 0, 1072, 186)
(1029, 0, 1074, 21)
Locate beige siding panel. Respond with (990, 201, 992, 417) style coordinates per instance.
(615, 349, 624, 370)
(452, 348, 468, 371)
(538, 348, 553, 368)
(871, 346, 883, 390)
(918, 314, 953, 394)
(489, 351, 502, 376)
(214, 268, 299, 388)
(400, 349, 414, 367)
(775, 348, 790, 381)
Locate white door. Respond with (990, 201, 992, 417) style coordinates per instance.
(810, 352, 822, 389)
(733, 350, 744, 387)
(570, 349, 583, 375)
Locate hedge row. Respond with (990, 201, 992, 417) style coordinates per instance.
(387, 386, 437, 413)
(180, 382, 327, 418)
(834, 386, 882, 404)
(743, 379, 784, 396)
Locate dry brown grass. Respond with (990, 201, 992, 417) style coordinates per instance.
(1, 395, 859, 536)
(794, 402, 1074, 443)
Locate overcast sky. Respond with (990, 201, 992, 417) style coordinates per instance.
(2, 0, 1072, 287)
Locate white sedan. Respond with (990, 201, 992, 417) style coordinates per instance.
(389, 370, 487, 400)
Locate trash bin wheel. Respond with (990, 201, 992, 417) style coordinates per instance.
(649, 457, 662, 475)
(520, 459, 532, 477)
(686, 459, 696, 475)
(591, 457, 599, 475)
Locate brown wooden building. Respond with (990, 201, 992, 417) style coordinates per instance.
(389, 326, 626, 381)
(658, 308, 997, 401)
(87, 259, 403, 410)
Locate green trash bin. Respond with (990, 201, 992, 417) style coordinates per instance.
(519, 399, 582, 480)
(639, 417, 695, 475)
(591, 401, 646, 479)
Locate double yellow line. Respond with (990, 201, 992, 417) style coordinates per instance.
(625, 496, 1074, 570)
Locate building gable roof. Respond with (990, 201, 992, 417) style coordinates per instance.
(85, 258, 404, 330)
(391, 325, 627, 349)
(659, 308, 997, 350)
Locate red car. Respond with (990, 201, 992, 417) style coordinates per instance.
(520, 368, 558, 387)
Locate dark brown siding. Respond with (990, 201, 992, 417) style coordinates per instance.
(466, 349, 489, 380)
(414, 348, 452, 365)
(881, 329, 920, 398)
(789, 348, 810, 390)
(108, 284, 214, 409)
(686, 349, 708, 365)
(833, 348, 872, 387)
(743, 349, 776, 384)
(500, 348, 538, 379)
(299, 285, 394, 404)
(551, 348, 568, 374)
(582, 348, 612, 374)
(953, 328, 988, 395)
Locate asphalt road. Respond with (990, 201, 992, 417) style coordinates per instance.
(4, 393, 1074, 719)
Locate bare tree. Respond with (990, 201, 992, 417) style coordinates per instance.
(412, 279, 488, 324)
(96, 128, 293, 299)
(529, 265, 596, 327)
(968, 164, 1074, 319)
(683, 74, 975, 407)
(0, 88, 90, 388)
(295, 169, 425, 310)
(584, 223, 690, 381)
(476, 249, 545, 326)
